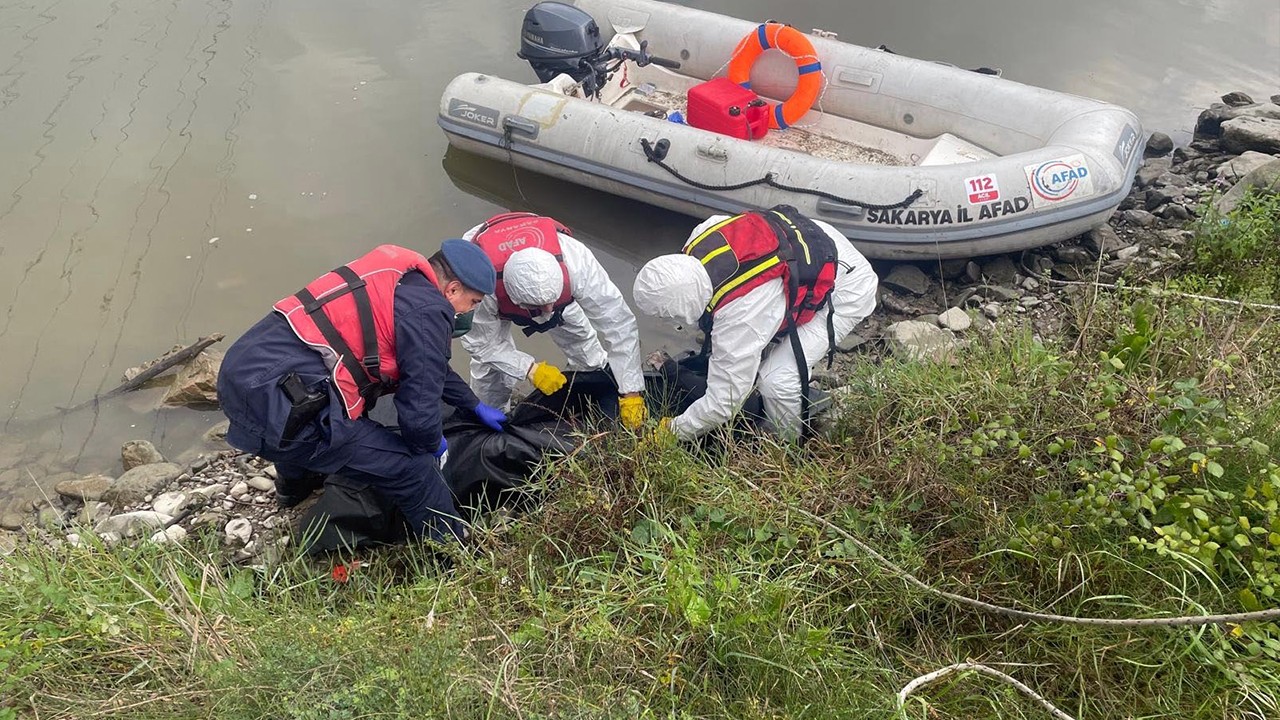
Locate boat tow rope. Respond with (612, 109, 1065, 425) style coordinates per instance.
(640, 137, 923, 210)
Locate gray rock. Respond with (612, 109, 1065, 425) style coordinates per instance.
(94, 510, 173, 538)
(192, 483, 229, 499)
(1116, 246, 1141, 261)
(79, 501, 109, 526)
(1196, 102, 1280, 138)
(263, 464, 278, 480)
(1144, 187, 1182, 210)
(203, 421, 230, 444)
(1273, 94, 1280, 105)
(247, 476, 274, 493)
(1215, 159, 1280, 215)
(915, 313, 940, 326)
(1222, 91, 1255, 107)
(1135, 157, 1172, 187)
(192, 510, 227, 527)
(1221, 116, 1280, 155)
(225, 518, 253, 545)
(1020, 276, 1042, 291)
(152, 491, 192, 518)
(937, 258, 970, 280)
(1154, 172, 1190, 188)
(149, 526, 188, 544)
(963, 261, 982, 284)
(1173, 145, 1202, 164)
(101, 463, 183, 508)
(938, 307, 972, 332)
(161, 350, 223, 409)
(1144, 132, 1173, 157)
(189, 455, 211, 472)
(1052, 245, 1095, 265)
(1120, 209, 1156, 227)
(37, 507, 66, 530)
(980, 256, 1019, 286)
(1020, 297, 1043, 309)
(1217, 151, 1279, 183)
(982, 303, 1002, 320)
(882, 264, 931, 295)
(55, 474, 114, 502)
(884, 321, 957, 362)
(0, 512, 25, 530)
(1086, 224, 1130, 256)
(229, 481, 250, 498)
(121, 440, 165, 471)
(978, 284, 1021, 302)
(1158, 204, 1192, 221)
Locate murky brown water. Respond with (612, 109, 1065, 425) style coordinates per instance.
(1, 0, 1277, 504)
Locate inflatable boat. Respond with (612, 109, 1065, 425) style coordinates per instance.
(438, 0, 1144, 260)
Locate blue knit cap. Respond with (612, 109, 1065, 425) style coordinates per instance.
(439, 238, 496, 294)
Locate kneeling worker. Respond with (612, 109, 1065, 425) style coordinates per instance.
(216, 241, 508, 542)
(632, 205, 878, 440)
(461, 212, 646, 429)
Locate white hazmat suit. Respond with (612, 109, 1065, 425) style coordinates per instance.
(461, 225, 645, 408)
(633, 215, 878, 440)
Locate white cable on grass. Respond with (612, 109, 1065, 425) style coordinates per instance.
(898, 663, 1075, 720)
(739, 477, 1280, 628)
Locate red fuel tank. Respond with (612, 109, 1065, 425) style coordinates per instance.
(685, 78, 771, 140)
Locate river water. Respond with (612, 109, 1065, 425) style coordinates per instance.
(0, 0, 1276, 506)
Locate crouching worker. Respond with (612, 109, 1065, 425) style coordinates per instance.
(461, 213, 647, 429)
(632, 205, 878, 441)
(216, 241, 508, 542)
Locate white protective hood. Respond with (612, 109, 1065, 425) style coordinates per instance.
(632, 254, 712, 326)
(503, 248, 563, 307)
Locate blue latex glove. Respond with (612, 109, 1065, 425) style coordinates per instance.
(433, 437, 448, 459)
(473, 402, 507, 432)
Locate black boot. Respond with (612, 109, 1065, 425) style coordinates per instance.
(274, 471, 327, 508)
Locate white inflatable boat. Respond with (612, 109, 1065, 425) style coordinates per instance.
(438, 0, 1144, 260)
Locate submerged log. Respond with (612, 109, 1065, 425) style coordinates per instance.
(59, 334, 225, 413)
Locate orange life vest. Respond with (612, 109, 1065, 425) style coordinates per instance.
(273, 244, 437, 419)
(472, 213, 574, 336)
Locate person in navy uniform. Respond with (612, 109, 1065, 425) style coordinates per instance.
(216, 240, 508, 542)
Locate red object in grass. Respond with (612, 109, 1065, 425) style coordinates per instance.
(331, 560, 363, 583)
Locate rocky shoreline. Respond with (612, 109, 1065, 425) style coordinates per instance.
(0, 91, 1277, 561)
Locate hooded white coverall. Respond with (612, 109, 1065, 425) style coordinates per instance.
(643, 215, 878, 440)
(460, 226, 645, 408)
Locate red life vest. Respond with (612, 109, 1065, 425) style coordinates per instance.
(685, 204, 838, 336)
(273, 244, 438, 419)
(687, 205, 841, 442)
(472, 212, 575, 335)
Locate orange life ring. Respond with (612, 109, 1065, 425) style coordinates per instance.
(727, 23, 823, 130)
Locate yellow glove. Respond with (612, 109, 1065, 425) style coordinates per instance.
(528, 361, 567, 395)
(618, 394, 647, 430)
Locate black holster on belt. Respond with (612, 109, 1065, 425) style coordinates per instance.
(279, 372, 328, 442)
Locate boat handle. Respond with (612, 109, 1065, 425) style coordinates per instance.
(502, 115, 540, 140)
(696, 143, 728, 162)
(816, 198, 866, 218)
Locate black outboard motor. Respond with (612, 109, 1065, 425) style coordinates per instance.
(517, 2, 606, 83)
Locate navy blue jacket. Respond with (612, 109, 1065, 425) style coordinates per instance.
(218, 269, 478, 472)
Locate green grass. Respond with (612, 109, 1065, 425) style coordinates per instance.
(4, 197, 1280, 719)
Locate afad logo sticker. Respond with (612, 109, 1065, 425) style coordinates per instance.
(1023, 154, 1094, 209)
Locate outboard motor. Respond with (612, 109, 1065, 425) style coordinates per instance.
(517, 2, 606, 83)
